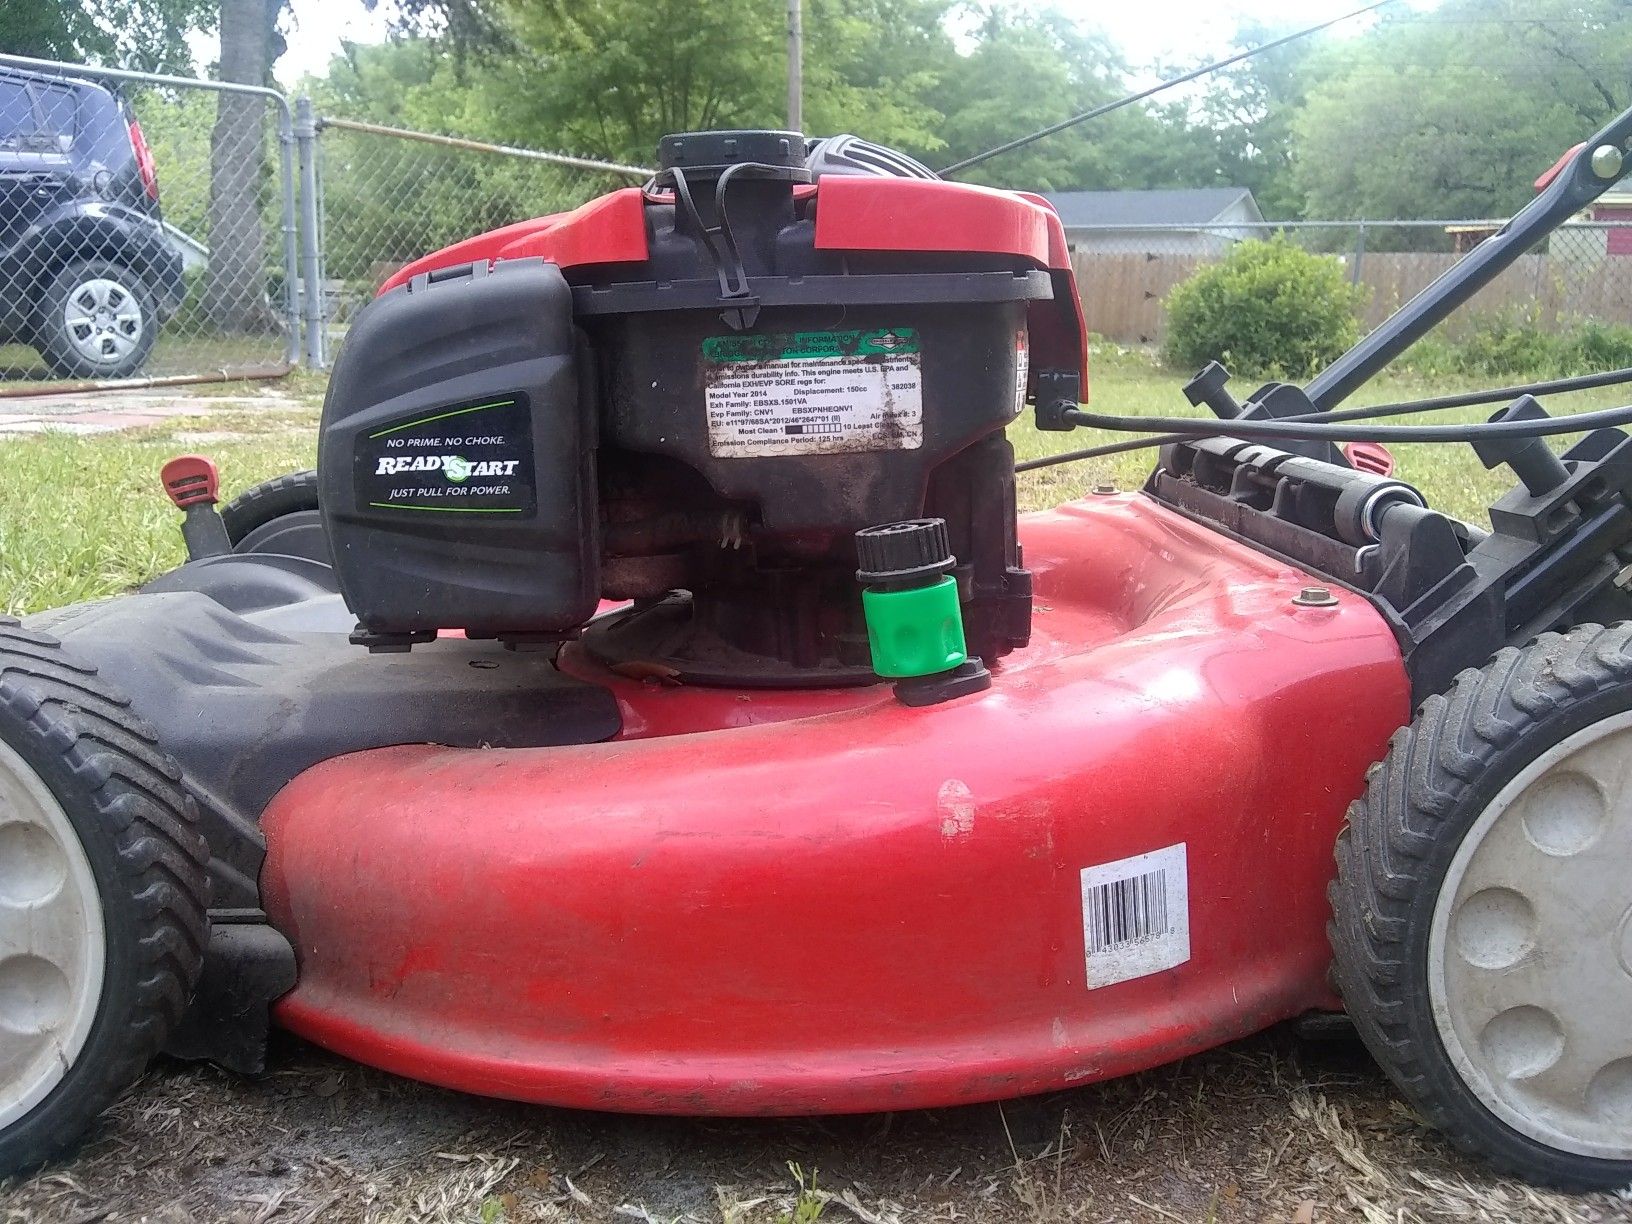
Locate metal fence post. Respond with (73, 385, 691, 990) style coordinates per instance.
(1351, 219, 1367, 286)
(276, 106, 300, 368)
(295, 97, 325, 369)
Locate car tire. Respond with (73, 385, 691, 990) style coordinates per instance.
(0, 618, 209, 1176)
(1331, 624, 1632, 1190)
(36, 260, 159, 381)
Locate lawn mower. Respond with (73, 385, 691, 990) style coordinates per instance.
(3, 113, 1632, 1194)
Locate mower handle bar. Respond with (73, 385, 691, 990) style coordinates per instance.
(1303, 100, 1632, 411)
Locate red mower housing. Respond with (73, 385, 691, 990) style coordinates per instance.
(264, 494, 1408, 1113)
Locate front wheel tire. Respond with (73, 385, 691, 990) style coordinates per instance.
(0, 620, 209, 1175)
(1332, 625, 1632, 1190)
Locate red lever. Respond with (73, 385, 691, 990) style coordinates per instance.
(1343, 440, 1396, 477)
(161, 455, 221, 509)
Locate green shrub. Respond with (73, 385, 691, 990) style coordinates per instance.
(1398, 312, 1632, 380)
(1558, 318, 1632, 374)
(1162, 236, 1366, 380)
(1441, 308, 1557, 377)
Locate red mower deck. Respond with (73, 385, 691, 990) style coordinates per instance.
(263, 494, 1408, 1113)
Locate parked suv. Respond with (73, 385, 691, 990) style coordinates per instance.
(0, 67, 185, 379)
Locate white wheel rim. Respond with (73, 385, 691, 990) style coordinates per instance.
(0, 737, 105, 1131)
(1428, 709, 1632, 1160)
(62, 276, 144, 365)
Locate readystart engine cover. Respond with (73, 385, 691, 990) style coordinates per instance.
(260, 494, 1409, 1114)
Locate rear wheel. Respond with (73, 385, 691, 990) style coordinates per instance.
(36, 260, 158, 380)
(219, 471, 328, 565)
(0, 620, 208, 1175)
(1332, 625, 1632, 1190)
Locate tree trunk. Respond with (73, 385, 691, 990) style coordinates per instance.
(203, 0, 277, 333)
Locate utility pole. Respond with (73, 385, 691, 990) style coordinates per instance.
(787, 0, 803, 132)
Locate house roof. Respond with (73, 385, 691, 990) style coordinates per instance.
(1038, 187, 1261, 230)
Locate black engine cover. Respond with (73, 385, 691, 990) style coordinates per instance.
(318, 257, 599, 640)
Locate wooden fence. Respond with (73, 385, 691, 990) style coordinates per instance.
(1074, 249, 1632, 347)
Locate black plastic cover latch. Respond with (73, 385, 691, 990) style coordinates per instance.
(349, 624, 436, 654)
(1034, 370, 1081, 431)
(658, 129, 811, 178)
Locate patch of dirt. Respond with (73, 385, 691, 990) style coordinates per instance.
(3, 1030, 1627, 1224)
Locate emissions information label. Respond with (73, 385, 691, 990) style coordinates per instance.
(701, 328, 924, 459)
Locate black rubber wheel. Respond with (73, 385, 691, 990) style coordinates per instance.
(1332, 624, 1632, 1190)
(0, 619, 209, 1176)
(35, 260, 159, 380)
(219, 470, 328, 565)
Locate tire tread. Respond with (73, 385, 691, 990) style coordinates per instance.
(0, 616, 208, 1174)
(1331, 624, 1632, 1190)
(219, 470, 319, 546)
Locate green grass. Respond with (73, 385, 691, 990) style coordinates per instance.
(4, 347, 1628, 615)
(0, 407, 317, 615)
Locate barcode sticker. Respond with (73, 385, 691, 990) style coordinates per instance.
(1079, 843, 1190, 989)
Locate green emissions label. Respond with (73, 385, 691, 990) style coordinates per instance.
(701, 327, 925, 459)
(701, 328, 921, 363)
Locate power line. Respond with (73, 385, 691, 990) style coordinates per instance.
(939, 0, 1398, 176)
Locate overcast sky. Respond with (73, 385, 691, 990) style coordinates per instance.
(265, 0, 1420, 90)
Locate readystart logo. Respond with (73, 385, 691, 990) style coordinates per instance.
(374, 454, 520, 483)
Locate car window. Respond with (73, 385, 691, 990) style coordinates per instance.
(35, 85, 78, 144)
(0, 80, 33, 147)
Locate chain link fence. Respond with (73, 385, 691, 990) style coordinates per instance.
(0, 53, 297, 389)
(0, 53, 644, 392)
(1068, 219, 1632, 347)
(310, 117, 648, 361)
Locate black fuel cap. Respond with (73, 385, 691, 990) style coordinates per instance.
(657, 129, 809, 178)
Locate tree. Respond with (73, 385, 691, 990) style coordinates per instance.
(0, 0, 214, 75)
(1185, 19, 1319, 219)
(464, 0, 951, 166)
(1291, 0, 1632, 222)
(922, 7, 1209, 193)
(201, 0, 286, 333)
(308, 41, 610, 283)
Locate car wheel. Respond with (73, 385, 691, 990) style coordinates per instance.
(37, 260, 158, 380)
(0, 619, 209, 1175)
(1331, 625, 1632, 1190)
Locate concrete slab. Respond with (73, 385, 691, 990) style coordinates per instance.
(0, 386, 307, 436)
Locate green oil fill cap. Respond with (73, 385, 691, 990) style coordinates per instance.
(855, 519, 967, 679)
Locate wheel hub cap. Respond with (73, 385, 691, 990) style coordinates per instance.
(0, 739, 105, 1130)
(1429, 711, 1632, 1159)
(63, 277, 143, 365)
